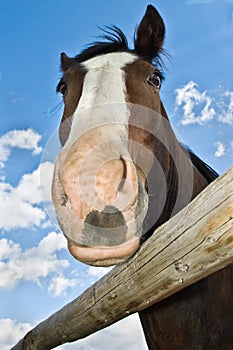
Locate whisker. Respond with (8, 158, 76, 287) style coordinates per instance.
(44, 100, 63, 119)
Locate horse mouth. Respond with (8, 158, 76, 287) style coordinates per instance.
(67, 236, 140, 266)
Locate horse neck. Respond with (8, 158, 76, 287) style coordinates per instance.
(155, 103, 209, 220)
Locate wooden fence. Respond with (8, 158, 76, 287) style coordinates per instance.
(12, 166, 233, 350)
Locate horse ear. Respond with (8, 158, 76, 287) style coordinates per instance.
(134, 5, 165, 61)
(60, 52, 76, 72)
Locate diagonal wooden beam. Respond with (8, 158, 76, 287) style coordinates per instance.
(12, 166, 233, 350)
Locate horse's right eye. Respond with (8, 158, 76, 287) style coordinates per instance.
(57, 81, 68, 96)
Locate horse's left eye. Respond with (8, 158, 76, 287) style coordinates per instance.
(147, 73, 161, 91)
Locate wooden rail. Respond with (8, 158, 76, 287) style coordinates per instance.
(12, 166, 233, 350)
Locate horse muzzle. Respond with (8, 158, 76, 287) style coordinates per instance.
(52, 128, 148, 266)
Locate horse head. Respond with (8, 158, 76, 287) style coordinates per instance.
(52, 5, 207, 266)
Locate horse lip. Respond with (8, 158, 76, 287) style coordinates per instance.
(67, 236, 140, 267)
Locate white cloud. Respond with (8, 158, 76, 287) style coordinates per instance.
(0, 129, 42, 169)
(87, 266, 113, 279)
(175, 81, 215, 125)
(175, 82, 233, 126)
(0, 232, 68, 290)
(0, 238, 21, 259)
(214, 141, 225, 158)
(0, 161, 54, 230)
(0, 319, 32, 350)
(217, 90, 233, 125)
(57, 314, 147, 350)
(48, 275, 78, 297)
(0, 129, 53, 230)
(0, 181, 46, 230)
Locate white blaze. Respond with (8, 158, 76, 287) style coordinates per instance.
(79, 52, 136, 109)
(64, 52, 137, 149)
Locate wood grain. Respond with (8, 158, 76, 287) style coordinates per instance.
(12, 166, 233, 350)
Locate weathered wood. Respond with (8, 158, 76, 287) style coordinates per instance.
(12, 166, 233, 350)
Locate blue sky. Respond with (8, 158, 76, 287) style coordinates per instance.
(0, 1, 233, 349)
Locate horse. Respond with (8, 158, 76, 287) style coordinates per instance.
(52, 5, 233, 349)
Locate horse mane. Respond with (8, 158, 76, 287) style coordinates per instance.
(75, 26, 166, 68)
(75, 26, 129, 63)
(183, 145, 219, 184)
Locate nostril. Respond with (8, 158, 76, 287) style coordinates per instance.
(117, 178, 127, 192)
(117, 157, 127, 191)
(82, 206, 127, 246)
(145, 179, 149, 194)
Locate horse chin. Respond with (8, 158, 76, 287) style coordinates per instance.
(67, 236, 140, 267)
